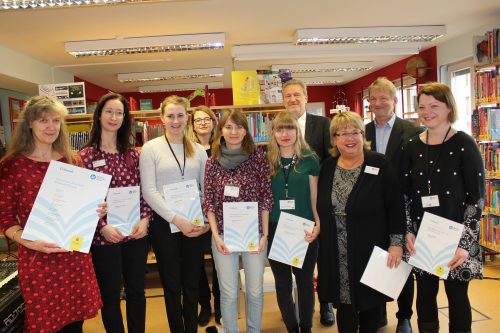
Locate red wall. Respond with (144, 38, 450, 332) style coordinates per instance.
(74, 76, 110, 103)
(339, 47, 438, 115)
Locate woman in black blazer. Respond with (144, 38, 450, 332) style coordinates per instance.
(316, 111, 406, 333)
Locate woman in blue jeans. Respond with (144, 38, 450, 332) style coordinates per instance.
(267, 112, 320, 333)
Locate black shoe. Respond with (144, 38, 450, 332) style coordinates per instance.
(300, 328, 311, 333)
(418, 321, 439, 333)
(378, 313, 388, 328)
(198, 304, 211, 327)
(319, 302, 335, 327)
(214, 301, 221, 325)
(396, 319, 413, 333)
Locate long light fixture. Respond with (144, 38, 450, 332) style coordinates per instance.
(295, 26, 446, 45)
(138, 81, 224, 93)
(232, 43, 419, 61)
(65, 33, 225, 57)
(298, 76, 344, 85)
(1, 0, 165, 10)
(271, 62, 373, 73)
(118, 67, 224, 83)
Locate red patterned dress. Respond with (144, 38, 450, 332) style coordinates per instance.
(0, 155, 102, 333)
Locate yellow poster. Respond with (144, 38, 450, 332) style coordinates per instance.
(232, 70, 260, 105)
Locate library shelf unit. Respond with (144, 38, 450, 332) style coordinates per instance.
(472, 29, 500, 254)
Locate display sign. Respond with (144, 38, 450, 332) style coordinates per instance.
(39, 82, 87, 114)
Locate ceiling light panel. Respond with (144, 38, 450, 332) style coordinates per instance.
(118, 67, 224, 83)
(65, 33, 225, 57)
(1, 0, 177, 10)
(138, 81, 224, 93)
(299, 76, 344, 85)
(295, 25, 446, 45)
(271, 62, 373, 73)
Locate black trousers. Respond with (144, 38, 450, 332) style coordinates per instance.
(337, 304, 380, 333)
(91, 237, 149, 333)
(150, 213, 204, 333)
(56, 320, 83, 333)
(199, 231, 220, 307)
(380, 272, 414, 320)
(416, 274, 471, 331)
(267, 223, 319, 331)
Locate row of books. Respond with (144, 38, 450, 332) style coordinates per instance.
(478, 142, 500, 177)
(246, 112, 274, 143)
(474, 70, 500, 104)
(473, 28, 500, 65)
(480, 215, 500, 252)
(485, 180, 500, 209)
(471, 107, 500, 140)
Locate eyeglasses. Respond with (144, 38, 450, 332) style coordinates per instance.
(335, 130, 363, 138)
(103, 109, 124, 118)
(194, 117, 212, 124)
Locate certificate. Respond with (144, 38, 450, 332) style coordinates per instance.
(268, 212, 315, 268)
(163, 179, 204, 233)
(360, 246, 412, 300)
(408, 212, 464, 279)
(107, 186, 140, 236)
(22, 160, 112, 253)
(223, 202, 259, 252)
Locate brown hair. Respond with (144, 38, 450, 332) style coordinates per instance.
(187, 105, 217, 144)
(417, 82, 458, 124)
(211, 109, 255, 160)
(160, 95, 195, 158)
(282, 79, 308, 97)
(329, 111, 371, 157)
(367, 77, 397, 99)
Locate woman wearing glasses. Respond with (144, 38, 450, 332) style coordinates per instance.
(79, 93, 151, 333)
(317, 112, 405, 333)
(187, 105, 221, 326)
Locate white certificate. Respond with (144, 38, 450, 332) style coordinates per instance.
(408, 212, 464, 279)
(107, 186, 140, 236)
(22, 160, 112, 253)
(360, 246, 412, 300)
(268, 212, 315, 268)
(163, 179, 204, 233)
(223, 202, 259, 252)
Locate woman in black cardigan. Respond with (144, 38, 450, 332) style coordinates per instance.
(317, 111, 406, 333)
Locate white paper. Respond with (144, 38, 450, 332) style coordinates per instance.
(268, 212, 315, 268)
(107, 186, 140, 236)
(22, 160, 112, 253)
(223, 202, 259, 252)
(360, 246, 412, 299)
(163, 179, 204, 233)
(408, 212, 464, 279)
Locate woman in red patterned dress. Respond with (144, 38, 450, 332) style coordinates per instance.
(0, 96, 102, 333)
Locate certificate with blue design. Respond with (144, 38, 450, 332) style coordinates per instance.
(22, 160, 112, 253)
(408, 212, 464, 279)
(107, 186, 140, 236)
(223, 202, 259, 252)
(268, 212, 315, 268)
(163, 179, 204, 233)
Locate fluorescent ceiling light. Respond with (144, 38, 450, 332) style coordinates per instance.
(272, 62, 373, 73)
(299, 77, 343, 85)
(118, 68, 224, 83)
(232, 43, 419, 61)
(1, 0, 168, 10)
(138, 81, 224, 93)
(65, 33, 225, 57)
(295, 25, 446, 44)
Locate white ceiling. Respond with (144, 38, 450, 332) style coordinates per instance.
(0, 0, 499, 94)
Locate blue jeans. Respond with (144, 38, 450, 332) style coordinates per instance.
(212, 238, 266, 333)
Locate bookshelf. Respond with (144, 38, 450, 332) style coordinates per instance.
(473, 27, 500, 253)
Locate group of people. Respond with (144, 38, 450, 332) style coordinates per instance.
(0, 77, 483, 333)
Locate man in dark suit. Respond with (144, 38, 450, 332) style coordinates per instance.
(365, 77, 423, 333)
(282, 79, 334, 327)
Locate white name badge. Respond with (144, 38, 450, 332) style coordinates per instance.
(280, 199, 295, 210)
(93, 159, 106, 168)
(224, 185, 240, 198)
(421, 195, 440, 208)
(364, 166, 379, 175)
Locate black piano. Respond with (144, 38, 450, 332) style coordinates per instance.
(0, 260, 24, 333)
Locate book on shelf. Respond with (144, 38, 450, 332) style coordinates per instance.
(473, 28, 500, 66)
(472, 107, 500, 141)
(481, 215, 500, 251)
(475, 70, 499, 104)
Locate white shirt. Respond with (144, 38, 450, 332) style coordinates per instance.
(298, 111, 307, 139)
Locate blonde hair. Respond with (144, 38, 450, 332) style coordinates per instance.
(282, 79, 308, 97)
(187, 105, 217, 144)
(211, 109, 255, 160)
(417, 82, 458, 124)
(160, 95, 195, 158)
(267, 111, 315, 176)
(1, 95, 74, 164)
(329, 111, 371, 157)
(368, 77, 397, 99)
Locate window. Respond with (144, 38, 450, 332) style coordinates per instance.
(447, 59, 473, 135)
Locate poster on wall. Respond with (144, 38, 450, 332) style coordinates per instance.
(231, 70, 260, 105)
(39, 82, 87, 114)
(257, 70, 283, 104)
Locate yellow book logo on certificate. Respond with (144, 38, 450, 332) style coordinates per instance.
(70, 235, 84, 251)
(292, 257, 300, 267)
(232, 70, 260, 105)
(248, 242, 256, 251)
(193, 218, 201, 227)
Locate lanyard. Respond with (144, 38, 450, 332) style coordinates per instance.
(425, 126, 451, 194)
(164, 133, 186, 178)
(278, 154, 297, 198)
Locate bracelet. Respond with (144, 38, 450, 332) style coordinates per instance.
(11, 228, 23, 242)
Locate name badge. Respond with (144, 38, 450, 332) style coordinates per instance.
(421, 195, 440, 208)
(280, 199, 295, 210)
(93, 159, 106, 168)
(224, 185, 240, 198)
(364, 166, 379, 175)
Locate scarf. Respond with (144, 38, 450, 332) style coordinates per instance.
(219, 145, 249, 170)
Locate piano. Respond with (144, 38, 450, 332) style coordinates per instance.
(0, 260, 24, 333)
